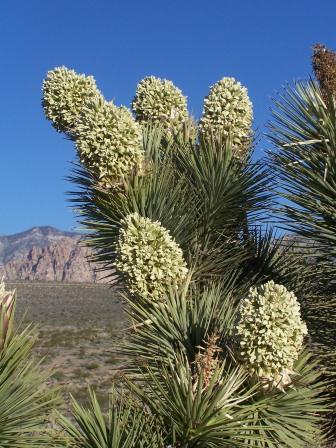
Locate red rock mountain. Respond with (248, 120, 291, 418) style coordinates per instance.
(0, 227, 113, 283)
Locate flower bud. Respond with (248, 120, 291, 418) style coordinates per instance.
(0, 280, 16, 350)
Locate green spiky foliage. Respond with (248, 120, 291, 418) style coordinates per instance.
(0, 282, 60, 447)
(268, 80, 336, 257)
(268, 44, 336, 438)
(68, 126, 275, 287)
(59, 389, 164, 447)
(125, 350, 264, 447)
(121, 279, 326, 447)
(43, 67, 329, 446)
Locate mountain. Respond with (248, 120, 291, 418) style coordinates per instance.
(0, 226, 113, 283)
(0, 226, 80, 264)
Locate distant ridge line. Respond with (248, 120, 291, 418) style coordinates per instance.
(0, 226, 114, 283)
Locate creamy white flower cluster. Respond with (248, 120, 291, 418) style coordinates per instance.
(199, 77, 253, 154)
(42, 67, 143, 182)
(42, 66, 102, 134)
(75, 99, 143, 182)
(43, 68, 254, 179)
(116, 213, 188, 300)
(132, 76, 189, 133)
(235, 281, 308, 389)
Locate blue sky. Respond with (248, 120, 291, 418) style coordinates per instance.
(1, 0, 335, 234)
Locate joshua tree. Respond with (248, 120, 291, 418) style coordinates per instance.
(42, 64, 330, 446)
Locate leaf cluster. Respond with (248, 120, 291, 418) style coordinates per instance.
(0, 321, 60, 446)
(268, 78, 336, 439)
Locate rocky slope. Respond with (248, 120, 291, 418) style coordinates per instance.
(0, 226, 80, 264)
(0, 227, 113, 283)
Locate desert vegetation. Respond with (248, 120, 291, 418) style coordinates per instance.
(12, 281, 124, 412)
(2, 43, 336, 446)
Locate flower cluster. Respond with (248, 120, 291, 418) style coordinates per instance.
(116, 213, 188, 300)
(75, 98, 143, 183)
(132, 76, 189, 133)
(199, 77, 253, 155)
(312, 43, 336, 100)
(42, 66, 102, 134)
(235, 281, 307, 389)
